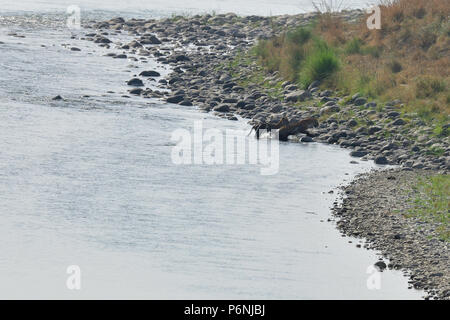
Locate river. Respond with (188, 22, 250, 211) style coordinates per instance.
(0, 0, 422, 299)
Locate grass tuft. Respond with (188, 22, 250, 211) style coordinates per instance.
(299, 41, 339, 87)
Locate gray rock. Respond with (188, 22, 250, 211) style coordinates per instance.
(347, 119, 358, 127)
(387, 111, 400, 118)
(213, 104, 230, 112)
(127, 78, 144, 86)
(354, 97, 367, 106)
(351, 93, 361, 101)
(166, 95, 184, 104)
(308, 80, 320, 90)
(412, 162, 425, 169)
(94, 36, 112, 44)
(320, 90, 333, 97)
(285, 90, 310, 102)
(142, 35, 161, 44)
(350, 150, 368, 157)
(375, 156, 388, 165)
(179, 100, 193, 106)
(129, 88, 143, 95)
(320, 105, 340, 116)
(284, 84, 298, 91)
(374, 261, 387, 271)
(368, 126, 382, 135)
(300, 136, 313, 142)
(140, 70, 161, 77)
(128, 40, 143, 48)
(392, 118, 406, 126)
(175, 54, 190, 62)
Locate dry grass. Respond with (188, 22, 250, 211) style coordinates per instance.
(255, 0, 450, 123)
(354, 0, 450, 118)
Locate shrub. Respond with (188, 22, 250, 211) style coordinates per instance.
(363, 45, 382, 58)
(299, 41, 339, 87)
(388, 60, 403, 73)
(416, 77, 446, 98)
(344, 38, 363, 54)
(286, 27, 311, 44)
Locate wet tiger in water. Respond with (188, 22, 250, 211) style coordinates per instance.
(250, 117, 319, 141)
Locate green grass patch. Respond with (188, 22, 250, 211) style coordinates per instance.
(425, 146, 446, 156)
(298, 40, 340, 88)
(407, 175, 450, 242)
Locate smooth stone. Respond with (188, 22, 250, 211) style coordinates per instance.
(179, 100, 193, 106)
(285, 90, 310, 102)
(300, 136, 313, 143)
(375, 156, 389, 165)
(140, 70, 161, 77)
(392, 118, 406, 125)
(350, 150, 368, 157)
(127, 78, 144, 86)
(212, 104, 230, 112)
(354, 97, 367, 106)
(166, 95, 184, 104)
(129, 88, 143, 95)
(374, 261, 387, 271)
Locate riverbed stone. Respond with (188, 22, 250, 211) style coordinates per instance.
(166, 95, 184, 104)
(285, 90, 310, 102)
(127, 78, 144, 86)
(140, 70, 161, 77)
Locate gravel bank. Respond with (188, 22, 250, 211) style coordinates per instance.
(333, 168, 449, 300)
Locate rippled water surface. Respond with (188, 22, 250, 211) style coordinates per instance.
(0, 2, 423, 299)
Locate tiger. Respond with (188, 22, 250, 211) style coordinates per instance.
(250, 117, 319, 141)
(277, 117, 319, 141)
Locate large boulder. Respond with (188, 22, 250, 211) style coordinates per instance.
(166, 95, 184, 104)
(213, 104, 230, 113)
(392, 118, 406, 126)
(368, 126, 382, 135)
(139, 70, 161, 77)
(285, 90, 311, 102)
(175, 54, 190, 62)
(94, 36, 112, 44)
(350, 150, 368, 157)
(128, 40, 143, 48)
(375, 156, 389, 165)
(354, 97, 367, 106)
(141, 35, 161, 45)
(129, 88, 143, 95)
(320, 105, 340, 116)
(127, 78, 144, 86)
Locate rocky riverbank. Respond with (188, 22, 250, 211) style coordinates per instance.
(333, 169, 449, 300)
(82, 11, 449, 171)
(79, 11, 449, 299)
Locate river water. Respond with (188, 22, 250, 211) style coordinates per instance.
(0, 1, 422, 299)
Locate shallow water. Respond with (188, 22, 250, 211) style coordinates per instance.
(0, 3, 423, 299)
